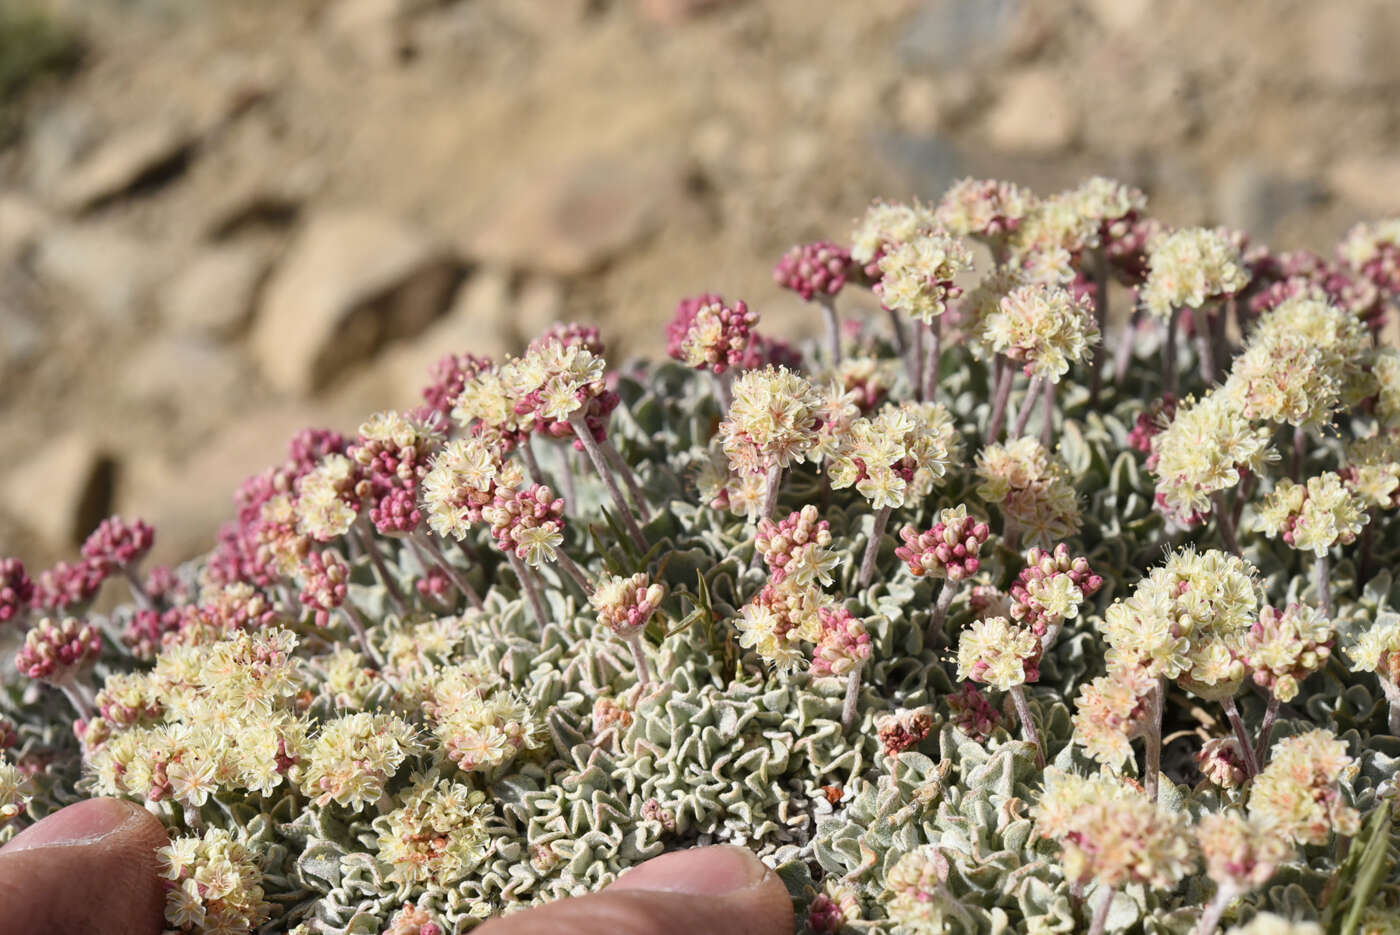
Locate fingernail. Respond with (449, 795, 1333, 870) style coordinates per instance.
(609, 845, 770, 895)
(1, 798, 139, 853)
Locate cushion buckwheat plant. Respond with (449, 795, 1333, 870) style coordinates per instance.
(3, 178, 1400, 935)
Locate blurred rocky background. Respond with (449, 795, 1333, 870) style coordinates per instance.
(2, 0, 1398, 567)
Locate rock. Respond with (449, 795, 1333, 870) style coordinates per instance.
(1083, 0, 1150, 32)
(511, 276, 567, 345)
(250, 210, 463, 396)
(1214, 162, 1323, 240)
(24, 103, 99, 195)
(1328, 155, 1400, 215)
(896, 0, 1023, 69)
(983, 68, 1077, 153)
(30, 226, 171, 325)
(52, 119, 196, 213)
(161, 244, 270, 340)
(324, 0, 427, 64)
(0, 264, 47, 376)
(0, 193, 52, 262)
(3, 433, 116, 551)
(119, 337, 247, 417)
(450, 267, 514, 349)
(466, 157, 676, 277)
(1298, 0, 1400, 90)
(639, 0, 743, 24)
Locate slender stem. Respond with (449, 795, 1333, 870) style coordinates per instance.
(886, 305, 909, 357)
(761, 465, 784, 523)
(1254, 694, 1281, 766)
(520, 438, 546, 486)
(1358, 509, 1376, 586)
(926, 580, 958, 649)
(922, 317, 942, 403)
(841, 665, 863, 729)
(55, 678, 95, 721)
(1145, 678, 1165, 801)
(1009, 684, 1045, 768)
(1194, 883, 1240, 935)
(711, 370, 732, 412)
(1211, 492, 1242, 557)
(559, 446, 578, 510)
(1087, 886, 1117, 935)
(910, 316, 925, 401)
(1315, 554, 1332, 618)
(120, 565, 154, 612)
(601, 435, 649, 522)
(1192, 305, 1216, 384)
(1089, 253, 1109, 405)
(1113, 308, 1141, 387)
(1380, 677, 1400, 736)
(986, 360, 1015, 442)
(624, 631, 653, 687)
(1040, 379, 1055, 449)
(819, 295, 842, 365)
(858, 505, 893, 589)
(1232, 471, 1256, 532)
(1223, 695, 1261, 778)
(1293, 425, 1306, 481)
(1010, 376, 1046, 438)
(412, 531, 483, 609)
(355, 522, 407, 617)
(1163, 309, 1179, 398)
(341, 603, 384, 667)
(568, 411, 646, 550)
(554, 549, 593, 595)
(507, 551, 549, 627)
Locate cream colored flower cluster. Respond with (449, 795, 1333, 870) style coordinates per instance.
(826, 401, 960, 510)
(296, 453, 361, 542)
(876, 233, 974, 324)
(976, 283, 1100, 382)
(1344, 433, 1400, 509)
(423, 435, 524, 541)
(303, 712, 423, 809)
(453, 340, 607, 432)
(424, 663, 539, 775)
(158, 827, 270, 935)
(850, 199, 937, 270)
(1150, 391, 1275, 522)
(1070, 664, 1156, 767)
(1099, 548, 1257, 698)
(1241, 604, 1333, 703)
(0, 755, 29, 826)
(934, 177, 1034, 244)
(883, 845, 955, 935)
(377, 773, 493, 888)
(975, 438, 1081, 546)
(955, 615, 1040, 691)
(1247, 729, 1359, 845)
(1195, 810, 1293, 891)
(1141, 227, 1249, 319)
(1352, 615, 1400, 683)
(719, 366, 822, 477)
(1256, 473, 1369, 556)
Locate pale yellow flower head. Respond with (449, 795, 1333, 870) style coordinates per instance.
(1141, 226, 1249, 319)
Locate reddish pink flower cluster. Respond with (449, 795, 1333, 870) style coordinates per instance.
(811, 605, 872, 677)
(0, 558, 34, 625)
(299, 551, 349, 628)
(81, 516, 154, 570)
(142, 565, 187, 605)
(416, 352, 493, 425)
(485, 484, 565, 563)
(807, 894, 845, 935)
(1008, 544, 1103, 636)
(1102, 211, 1159, 286)
(0, 718, 16, 749)
(755, 506, 831, 585)
(33, 559, 109, 613)
(382, 903, 445, 935)
(1130, 394, 1178, 456)
(876, 708, 934, 758)
(737, 332, 804, 372)
(895, 512, 990, 581)
(665, 294, 759, 374)
(1247, 248, 1386, 333)
(1196, 737, 1249, 788)
(773, 241, 851, 301)
(946, 681, 1001, 741)
(15, 616, 103, 681)
(209, 428, 347, 587)
(415, 566, 455, 605)
(351, 418, 442, 537)
(124, 608, 186, 660)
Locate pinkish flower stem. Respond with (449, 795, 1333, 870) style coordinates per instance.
(1254, 694, 1281, 766)
(567, 411, 647, 551)
(1164, 308, 1180, 398)
(1010, 376, 1046, 438)
(1145, 678, 1165, 801)
(601, 435, 649, 523)
(818, 294, 842, 365)
(120, 565, 154, 613)
(412, 531, 483, 610)
(1009, 684, 1045, 768)
(623, 631, 653, 687)
(1359, 509, 1377, 586)
(1089, 254, 1109, 405)
(1223, 695, 1261, 778)
(1087, 886, 1117, 935)
(886, 306, 909, 357)
(354, 522, 407, 617)
(1315, 554, 1332, 618)
(1293, 425, 1306, 481)
(858, 505, 893, 590)
(1113, 307, 1142, 386)
(711, 370, 733, 412)
(520, 438, 546, 487)
(909, 316, 925, 400)
(54, 678, 94, 722)
(1194, 882, 1241, 935)
(341, 603, 384, 667)
(559, 447, 578, 510)
(986, 359, 1015, 442)
(923, 317, 942, 403)
(506, 551, 548, 628)
(1192, 305, 1217, 384)
(1211, 493, 1242, 557)
(761, 465, 784, 523)
(926, 579, 959, 649)
(554, 549, 593, 595)
(841, 665, 863, 730)
(1040, 379, 1056, 449)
